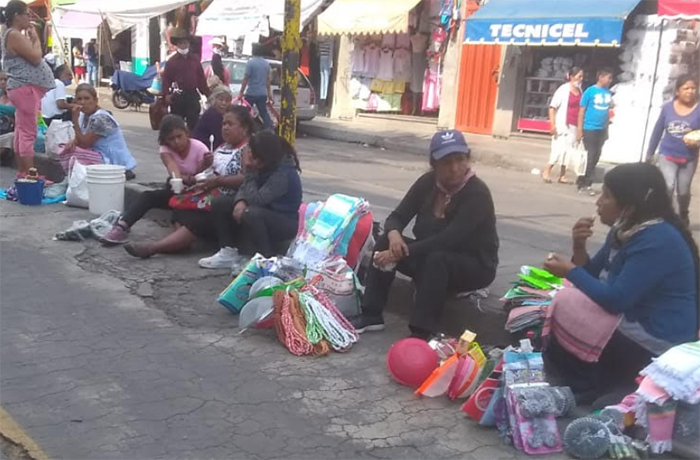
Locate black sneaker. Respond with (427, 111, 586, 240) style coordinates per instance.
(350, 315, 385, 333)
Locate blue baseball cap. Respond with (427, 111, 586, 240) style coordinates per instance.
(430, 130, 470, 161)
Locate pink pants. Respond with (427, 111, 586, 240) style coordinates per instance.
(8, 85, 45, 157)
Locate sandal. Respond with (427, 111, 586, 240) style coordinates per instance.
(557, 178, 571, 184)
(542, 176, 553, 184)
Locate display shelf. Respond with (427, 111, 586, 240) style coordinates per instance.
(520, 76, 562, 134)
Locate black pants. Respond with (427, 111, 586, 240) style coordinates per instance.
(543, 332, 655, 403)
(211, 195, 298, 257)
(170, 90, 201, 131)
(361, 234, 496, 335)
(578, 129, 607, 188)
(122, 187, 172, 227)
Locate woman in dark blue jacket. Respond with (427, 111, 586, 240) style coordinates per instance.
(543, 163, 699, 402)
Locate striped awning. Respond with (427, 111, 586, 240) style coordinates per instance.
(318, 0, 423, 36)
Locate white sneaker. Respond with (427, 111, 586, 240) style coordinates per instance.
(199, 247, 239, 269)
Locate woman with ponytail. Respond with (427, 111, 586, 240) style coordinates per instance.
(0, 0, 55, 174)
(542, 163, 699, 403)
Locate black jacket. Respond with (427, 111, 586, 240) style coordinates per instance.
(384, 171, 499, 271)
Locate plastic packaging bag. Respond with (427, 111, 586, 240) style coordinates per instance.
(45, 120, 75, 160)
(65, 158, 89, 208)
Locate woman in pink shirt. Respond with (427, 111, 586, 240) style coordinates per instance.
(102, 115, 212, 244)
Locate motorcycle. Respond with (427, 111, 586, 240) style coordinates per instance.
(110, 65, 157, 110)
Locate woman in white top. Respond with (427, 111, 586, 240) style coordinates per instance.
(543, 67, 583, 183)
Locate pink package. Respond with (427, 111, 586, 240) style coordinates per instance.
(506, 388, 562, 455)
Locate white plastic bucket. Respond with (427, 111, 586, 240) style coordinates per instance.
(86, 164, 126, 215)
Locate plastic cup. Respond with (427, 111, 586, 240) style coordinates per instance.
(170, 178, 183, 194)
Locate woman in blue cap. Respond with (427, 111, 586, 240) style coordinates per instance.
(353, 130, 500, 340)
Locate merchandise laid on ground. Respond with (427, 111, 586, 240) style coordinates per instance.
(217, 194, 372, 356)
(382, 265, 698, 459)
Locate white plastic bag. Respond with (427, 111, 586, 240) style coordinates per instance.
(65, 158, 89, 208)
(305, 258, 361, 318)
(570, 141, 588, 178)
(45, 120, 75, 160)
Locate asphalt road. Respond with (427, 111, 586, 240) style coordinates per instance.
(1, 108, 698, 460)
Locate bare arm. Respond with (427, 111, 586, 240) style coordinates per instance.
(159, 151, 183, 178)
(548, 107, 557, 135)
(6, 29, 43, 66)
(577, 107, 586, 139)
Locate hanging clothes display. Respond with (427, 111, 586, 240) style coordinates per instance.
(341, 0, 447, 115)
(318, 38, 334, 101)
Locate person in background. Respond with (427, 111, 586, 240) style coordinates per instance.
(0, 70, 11, 106)
(41, 64, 74, 126)
(162, 28, 210, 130)
(103, 115, 212, 245)
(205, 52, 230, 90)
(61, 84, 137, 178)
(543, 67, 583, 184)
(84, 38, 98, 87)
(192, 85, 231, 150)
(239, 44, 273, 130)
(646, 75, 699, 228)
(72, 43, 85, 83)
(0, 0, 55, 174)
(122, 106, 255, 259)
(197, 131, 302, 268)
(577, 68, 613, 195)
(352, 130, 499, 340)
(543, 163, 698, 403)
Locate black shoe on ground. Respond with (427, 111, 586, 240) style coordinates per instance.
(125, 170, 136, 181)
(350, 315, 385, 334)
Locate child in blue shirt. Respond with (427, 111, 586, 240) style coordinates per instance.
(576, 69, 613, 192)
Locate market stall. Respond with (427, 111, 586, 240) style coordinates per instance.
(318, 0, 457, 116)
(464, 0, 644, 134)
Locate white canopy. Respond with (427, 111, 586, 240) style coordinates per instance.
(197, 0, 326, 37)
(56, 0, 193, 36)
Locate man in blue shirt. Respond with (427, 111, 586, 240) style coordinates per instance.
(577, 68, 613, 193)
(239, 44, 273, 130)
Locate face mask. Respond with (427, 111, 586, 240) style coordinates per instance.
(177, 47, 189, 56)
(212, 48, 222, 55)
(62, 78, 72, 87)
(574, 81, 582, 89)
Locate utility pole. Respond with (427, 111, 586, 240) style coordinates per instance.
(279, 0, 301, 146)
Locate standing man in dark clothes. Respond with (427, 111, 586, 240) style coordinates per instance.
(162, 28, 211, 130)
(352, 130, 499, 340)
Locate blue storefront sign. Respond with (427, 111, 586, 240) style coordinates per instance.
(464, 0, 642, 46)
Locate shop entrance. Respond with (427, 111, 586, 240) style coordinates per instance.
(455, 44, 500, 135)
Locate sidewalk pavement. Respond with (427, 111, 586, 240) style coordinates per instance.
(299, 115, 554, 173)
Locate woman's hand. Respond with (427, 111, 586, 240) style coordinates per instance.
(198, 175, 219, 191)
(71, 105, 82, 122)
(26, 26, 38, 44)
(201, 152, 214, 169)
(233, 201, 248, 223)
(572, 217, 594, 249)
(387, 230, 409, 261)
(182, 175, 196, 187)
(374, 250, 398, 268)
(543, 253, 576, 277)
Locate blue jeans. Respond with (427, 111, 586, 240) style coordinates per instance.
(245, 95, 273, 131)
(87, 60, 98, 86)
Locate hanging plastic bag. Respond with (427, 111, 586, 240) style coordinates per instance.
(571, 141, 588, 178)
(65, 158, 89, 208)
(45, 120, 75, 160)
